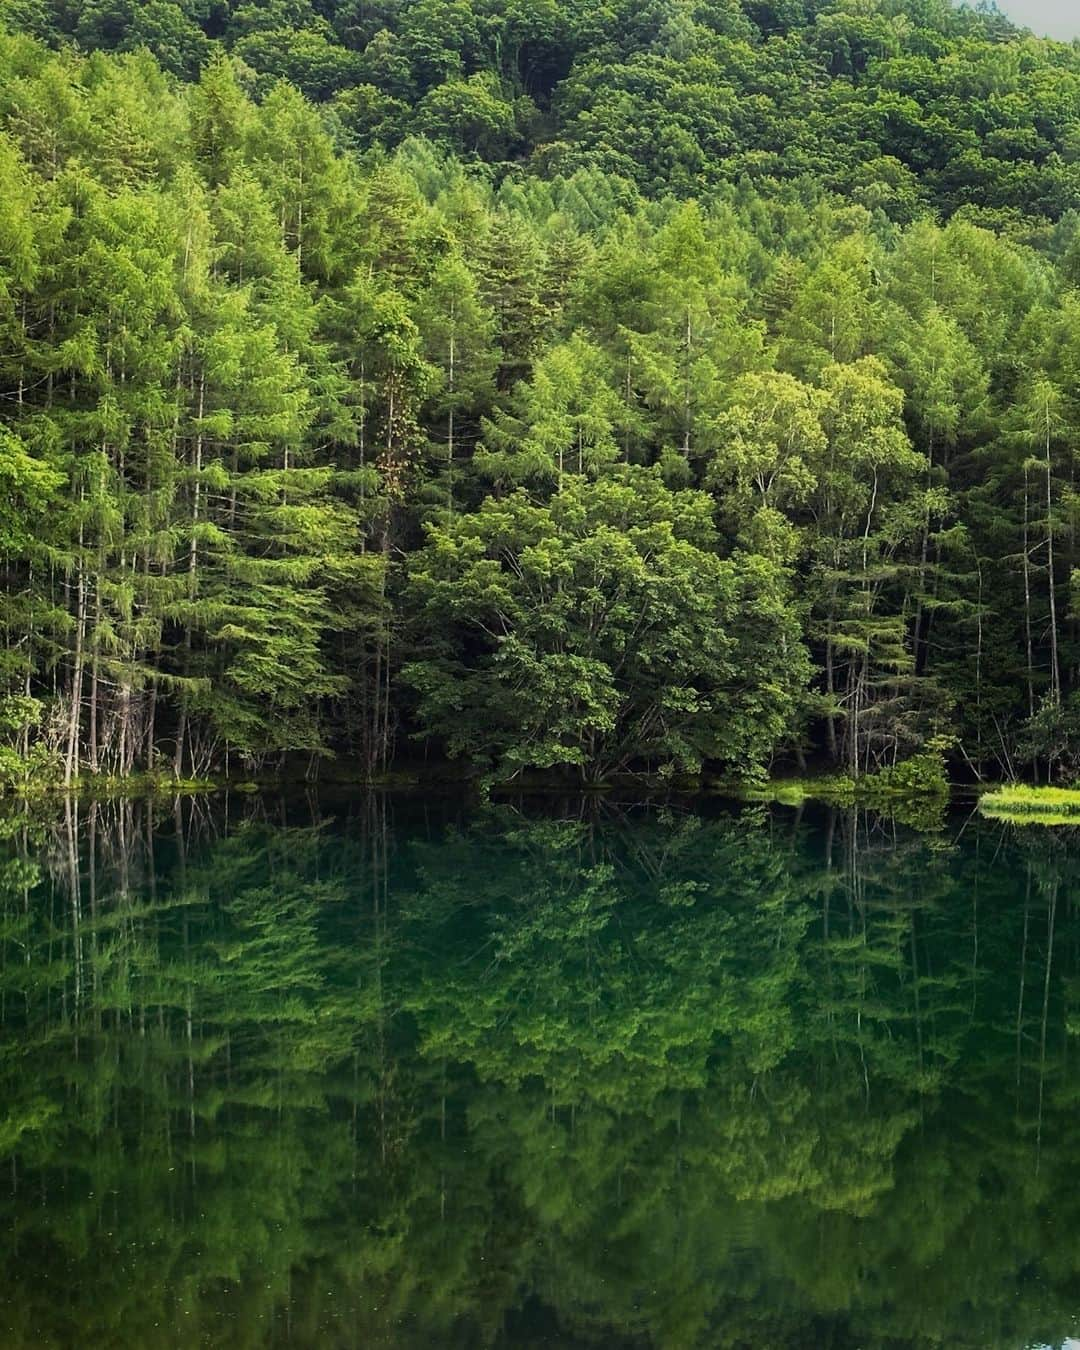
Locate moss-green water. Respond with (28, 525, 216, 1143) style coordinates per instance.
(0, 791, 1077, 1348)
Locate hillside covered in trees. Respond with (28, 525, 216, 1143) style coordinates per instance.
(2, 0, 1080, 788)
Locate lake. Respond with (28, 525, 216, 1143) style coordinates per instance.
(0, 790, 1077, 1348)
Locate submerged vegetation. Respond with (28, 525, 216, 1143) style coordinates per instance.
(2, 2, 1080, 792)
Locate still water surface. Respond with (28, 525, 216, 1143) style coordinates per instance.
(1, 791, 1079, 1348)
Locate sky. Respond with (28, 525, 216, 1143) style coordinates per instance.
(994, 0, 1080, 39)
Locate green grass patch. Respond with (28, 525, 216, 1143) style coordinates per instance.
(979, 785, 1080, 826)
(722, 775, 857, 807)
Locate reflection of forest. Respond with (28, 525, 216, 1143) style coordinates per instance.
(0, 793, 1078, 1350)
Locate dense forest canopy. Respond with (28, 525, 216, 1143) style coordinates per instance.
(0, 0, 1061, 216)
(2, 0, 1080, 786)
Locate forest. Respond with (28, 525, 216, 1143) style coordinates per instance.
(2, 0, 1080, 789)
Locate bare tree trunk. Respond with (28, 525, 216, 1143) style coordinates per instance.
(146, 685, 157, 773)
(912, 426, 934, 675)
(682, 308, 692, 456)
(624, 350, 633, 462)
(447, 305, 455, 517)
(176, 370, 206, 780)
(64, 513, 87, 787)
(975, 555, 984, 764)
(1022, 467, 1036, 724)
(825, 571, 840, 762)
(1044, 400, 1061, 706)
(88, 618, 100, 777)
(174, 704, 188, 781)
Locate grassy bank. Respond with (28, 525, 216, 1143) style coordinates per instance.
(978, 786, 1080, 826)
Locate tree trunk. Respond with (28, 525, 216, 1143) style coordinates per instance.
(1044, 400, 1061, 705)
(176, 369, 206, 780)
(1022, 467, 1035, 722)
(64, 514, 87, 787)
(682, 308, 692, 456)
(447, 304, 455, 517)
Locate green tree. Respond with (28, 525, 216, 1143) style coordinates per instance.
(401, 467, 808, 781)
(475, 333, 621, 490)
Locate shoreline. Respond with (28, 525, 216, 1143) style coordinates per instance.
(3, 766, 1077, 831)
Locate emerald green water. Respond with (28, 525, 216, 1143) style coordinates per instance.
(1, 792, 1079, 1349)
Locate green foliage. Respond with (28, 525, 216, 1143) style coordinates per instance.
(10, 0, 1078, 221)
(0, 696, 59, 789)
(402, 468, 808, 781)
(869, 735, 952, 800)
(0, 10, 1079, 789)
(731, 738, 951, 830)
(979, 783, 1080, 825)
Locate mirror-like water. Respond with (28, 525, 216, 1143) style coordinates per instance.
(0, 791, 1078, 1348)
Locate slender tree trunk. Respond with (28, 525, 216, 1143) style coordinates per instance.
(21, 564, 33, 760)
(65, 512, 87, 787)
(296, 143, 304, 273)
(1044, 401, 1061, 705)
(176, 370, 206, 780)
(912, 425, 934, 675)
(174, 706, 188, 781)
(847, 657, 860, 777)
(358, 354, 366, 520)
(975, 556, 984, 764)
(146, 685, 157, 773)
(1022, 467, 1036, 722)
(682, 308, 692, 456)
(624, 350, 632, 462)
(88, 594, 100, 776)
(825, 576, 840, 762)
(447, 302, 455, 517)
(118, 680, 130, 779)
